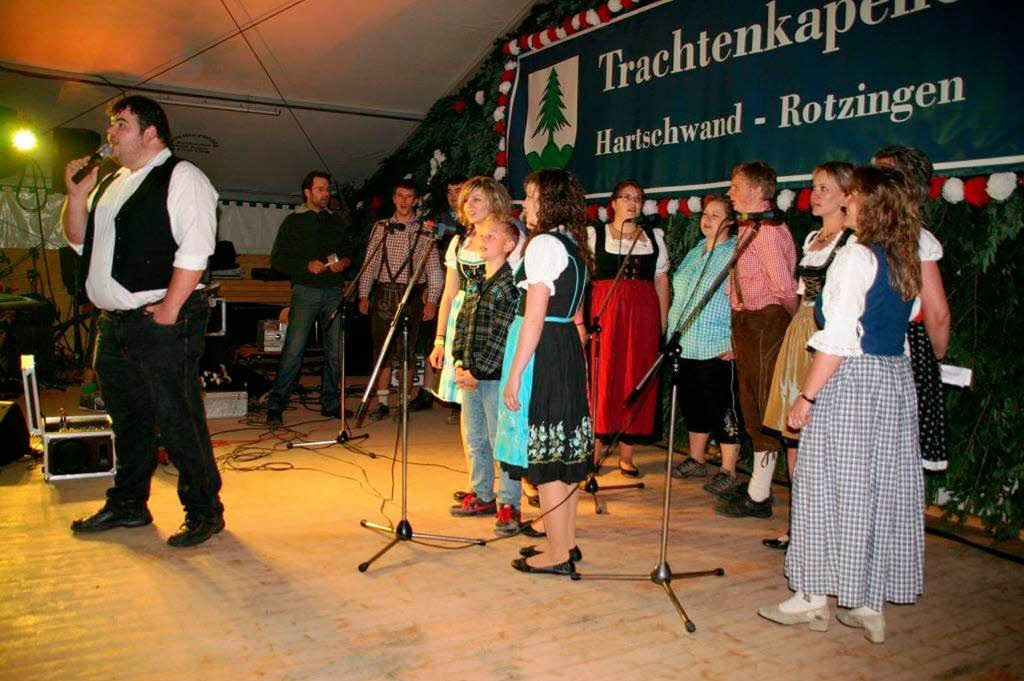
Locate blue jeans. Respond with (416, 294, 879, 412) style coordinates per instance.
(461, 379, 521, 507)
(268, 284, 342, 411)
(96, 291, 222, 515)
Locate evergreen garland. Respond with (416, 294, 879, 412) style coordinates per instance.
(343, 0, 1023, 539)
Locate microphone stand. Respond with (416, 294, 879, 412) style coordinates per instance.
(582, 222, 647, 513)
(573, 220, 766, 633)
(623, 217, 763, 408)
(354, 228, 485, 573)
(286, 230, 390, 454)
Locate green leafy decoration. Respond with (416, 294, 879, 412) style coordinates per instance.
(338, 0, 1023, 538)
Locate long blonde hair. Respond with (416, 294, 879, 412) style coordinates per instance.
(849, 165, 921, 300)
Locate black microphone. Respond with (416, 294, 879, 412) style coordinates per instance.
(737, 209, 779, 222)
(625, 213, 661, 228)
(71, 144, 112, 184)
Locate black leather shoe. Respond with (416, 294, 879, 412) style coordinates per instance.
(716, 493, 773, 519)
(520, 524, 547, 538)
(71, 504, 153, 533)
(407, 389, 434, 412)
(167, 512, 225, 547)
(511, 557, 578, 577)
(320, 405, 340, 419)
(762, 537, 790, 550)
(266, 409, 283, 428)
(519, 544, 583, 562)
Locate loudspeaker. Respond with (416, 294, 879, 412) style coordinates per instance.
(0, 401, 30, 466)
(51, 127, 102, 195)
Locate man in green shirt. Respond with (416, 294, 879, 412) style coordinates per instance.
(266, 171, 352, 427)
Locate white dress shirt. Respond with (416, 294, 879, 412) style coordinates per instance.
(68, 148, 218, 310)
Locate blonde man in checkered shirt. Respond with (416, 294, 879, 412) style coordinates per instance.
(714, 161, 798, 519)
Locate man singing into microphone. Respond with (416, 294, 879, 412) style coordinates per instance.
(61, 95, 224, 547)
(357, 180, 443, 420)
(265, 171, 352, 428)
(713, 161, 797, 518)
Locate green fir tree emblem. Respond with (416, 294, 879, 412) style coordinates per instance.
(527, 66, 575, 170)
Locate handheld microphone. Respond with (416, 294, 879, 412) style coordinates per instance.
(737, 209, 779, 222)
(71, 144, 112, 184)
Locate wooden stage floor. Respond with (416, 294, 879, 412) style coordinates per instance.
(1, 388, 1022, 681)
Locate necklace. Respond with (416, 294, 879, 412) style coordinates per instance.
(811, 227, 841, 249)
(610, 222, 637, 239)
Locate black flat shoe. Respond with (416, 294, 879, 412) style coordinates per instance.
(519, 544, 583, 562)
(511, 557, 578, 577)
(762, 537, 790, 550)
(520, 524, 546, 538)
(618, 462, 640, 478)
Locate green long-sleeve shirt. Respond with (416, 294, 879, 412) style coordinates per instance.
(270, 206, 352, 288)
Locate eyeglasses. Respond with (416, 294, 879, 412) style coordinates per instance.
(616, 194, 643, 202)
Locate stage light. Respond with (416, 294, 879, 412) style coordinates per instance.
(12, 128, 38, 152)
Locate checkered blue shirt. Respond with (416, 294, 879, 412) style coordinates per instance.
(667, 236, 736, 360)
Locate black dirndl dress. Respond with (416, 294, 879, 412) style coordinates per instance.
(907, 321, 950, 470)
(495, 232, 593, 485)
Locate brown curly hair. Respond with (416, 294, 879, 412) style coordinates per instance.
(523, 169, 595, 273)
(849, 165, 921, 300)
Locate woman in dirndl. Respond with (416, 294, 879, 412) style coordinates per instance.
(495, 169, 594, 576)
(586, 181, 670, 476)
(759, 165, 925, 644)
(429, 177, 513, 403)
(760, 161, 854, 550)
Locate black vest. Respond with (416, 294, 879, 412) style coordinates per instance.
(83, 155, 182, 293)
(593, 223, 659, 280)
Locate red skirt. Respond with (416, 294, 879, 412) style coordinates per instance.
(589, 278, 660, 439)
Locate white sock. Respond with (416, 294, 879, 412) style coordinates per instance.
(376, 389, 390, 400)
(747, 450, 777, 502)
(779, 591, 827, 613)
(849, 606, 881, 616)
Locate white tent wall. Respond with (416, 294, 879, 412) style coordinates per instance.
(213, 202, 291, 254)
(0, 186, 65, 250)
(1, 188, 289, 254)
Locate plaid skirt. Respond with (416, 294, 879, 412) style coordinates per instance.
(785, 354, 925, 612)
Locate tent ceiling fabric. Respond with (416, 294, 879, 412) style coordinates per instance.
(0, 0, 536, 202)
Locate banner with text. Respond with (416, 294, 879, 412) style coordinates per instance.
(506, 0, 1022, 198)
